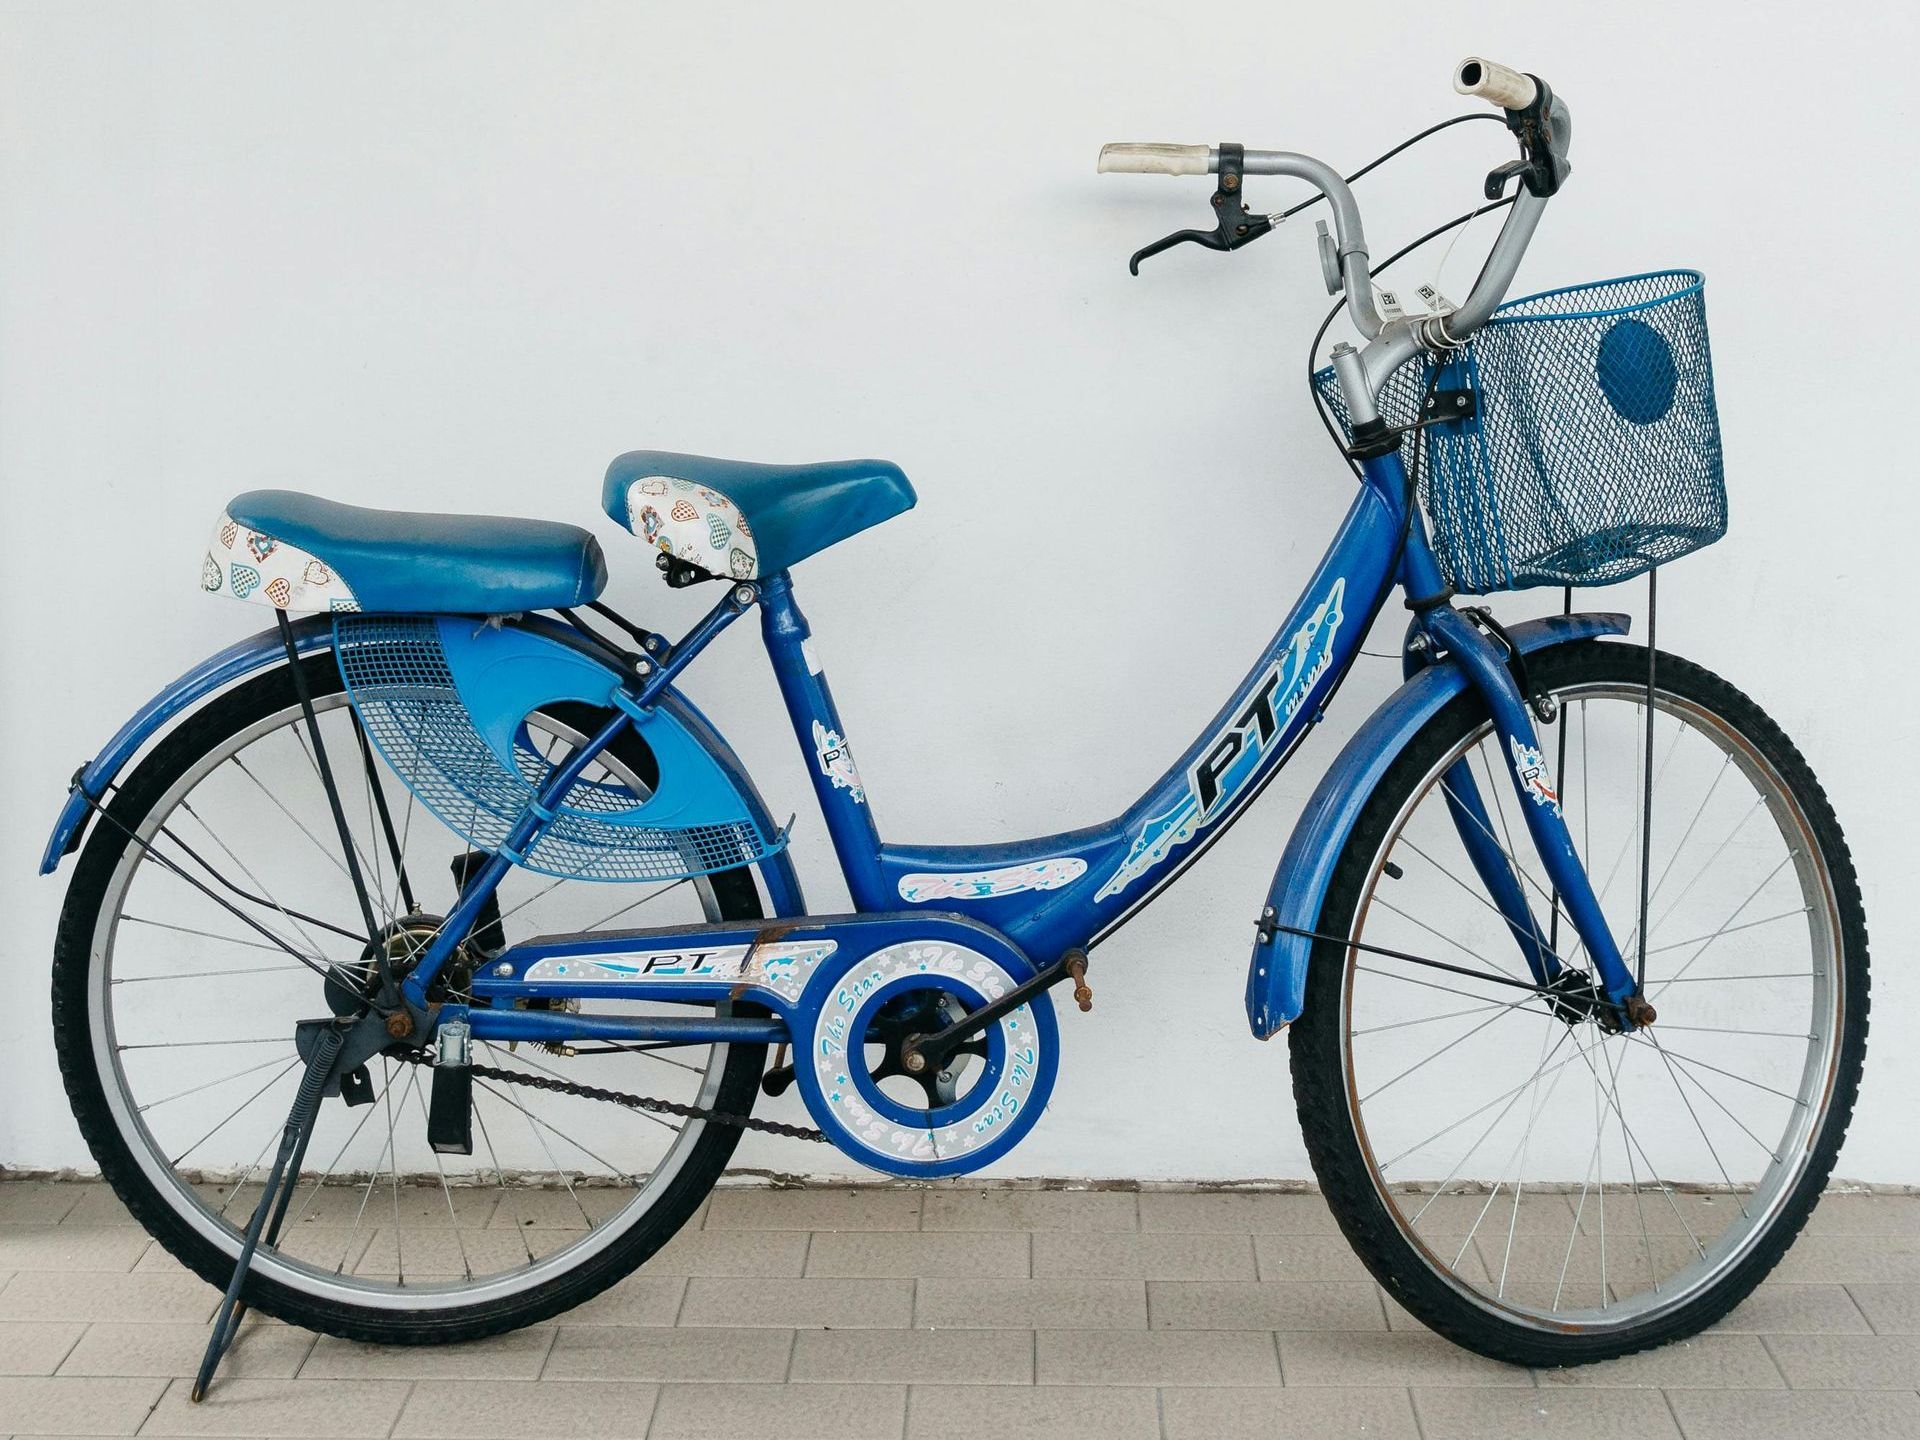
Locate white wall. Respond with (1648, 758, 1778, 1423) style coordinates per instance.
(2, 1, 1914, 1183)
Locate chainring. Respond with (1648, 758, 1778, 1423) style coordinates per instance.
(788, 938, 1059, 1177)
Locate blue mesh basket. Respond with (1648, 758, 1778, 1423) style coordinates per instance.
(1315, 270, 1727, 593)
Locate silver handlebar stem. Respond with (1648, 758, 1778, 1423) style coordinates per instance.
(1232, 150, 1385, 338)
(1353, 94, 1573, 407)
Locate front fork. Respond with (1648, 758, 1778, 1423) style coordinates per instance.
(1413, 604, 1645, 1027)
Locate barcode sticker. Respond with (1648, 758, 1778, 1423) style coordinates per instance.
(1415, 283, 1457, 316)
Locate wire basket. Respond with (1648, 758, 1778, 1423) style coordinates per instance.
(1316, 271, 1727, 594)
(334, 616, 783, 884)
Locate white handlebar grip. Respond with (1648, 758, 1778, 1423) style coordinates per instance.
(1454, 57, 1538, 110)
(1097, 142, 1210, 176)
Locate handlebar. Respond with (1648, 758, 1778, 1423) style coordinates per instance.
(1453, 57, 1536, 110)
(1097, 57, 1573, 405)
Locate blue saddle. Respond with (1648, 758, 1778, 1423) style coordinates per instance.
(602, 451, 916, 580)
(225, 490, 608, 614)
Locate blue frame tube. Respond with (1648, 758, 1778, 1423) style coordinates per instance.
(459, 1006, 785, 1046)
(759, 574, 891, 909)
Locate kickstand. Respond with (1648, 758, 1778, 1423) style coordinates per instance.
(192, 1023, 346, 1402)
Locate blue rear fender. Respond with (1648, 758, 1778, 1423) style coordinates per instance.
(1245, 611, 1630, 1038)
(38, 615, 806, 923)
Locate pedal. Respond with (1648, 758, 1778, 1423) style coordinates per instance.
(427, 1019, 473, 1155)
(761, 1043, 794, 1097)
(338, 1065, 375, 1107)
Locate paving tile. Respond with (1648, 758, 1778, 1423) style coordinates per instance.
(702, 1187, 920, 1232)
(789, 1328, 1033, 1385)
(1803, 1194, 1920, 1235)
(642, 1229, 809, 1278)
(195, 1181, 498, 1230)
(1037, 1329, 1280, 1386)
(543, 1326, 790, 1382)
(1664, 1387, 1920, 1439)
(651, 1382, 905, 1440)
(1767, 1233, 1920, 1283)
(300, 1326, 551, 1379)
(393, 1379, 656, 1438)
(906, 1383, 1158, 1440)
(1847, 1282, 1920, 1333)
(1147, 1281, 1385, 1332)
(1536, 1334, 1783, 1388)
(1033, 1231, 1254, 1281)
(1389, 1191, 1578, 1235)
(1280, 1331, 1534, 1386)
(60, 1322, 310, 1379)
(142, 1376, 409, 1436)
(478, 1187, 635, 1230)
(920, 1189, 1137, 1232)
(915, 1278, 1144, 1330)
(1160, 1385, 1419, 1439)
(0, 1185, 81, 1226)
(1708, 1282, 1869, 1333)
(59, 1190, 137, 1227)
(0, 1375, 166, 1435)
(1138, 1191, 1338, 1234)
(678, 1276, 912, 1329)
(1466, 1227, 1701, 1286)
(349, 1227, 570, 1279)
(538, 1273, 683, 1326)
(804, 1230, 1028, 1279)
(0, 1230, 152, 1275)
(1254, 1234, 1415, 1283)
(0, 1323, 85, 1377)
(1762, 1332, 1920, 1389)
(1570, 1188, 1752, 1236)
(0, 1274, 215, 1326)
(131, 1246, 190, 1278)
(1413, 1386, 1681, 1438)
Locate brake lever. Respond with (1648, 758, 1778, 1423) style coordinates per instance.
(1127, 142, 1273, 275)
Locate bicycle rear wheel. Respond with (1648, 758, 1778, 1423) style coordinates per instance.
(53, 651, 783, 1343)
(1291, 640, 1868, 1365)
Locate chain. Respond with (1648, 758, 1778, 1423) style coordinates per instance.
(394, 1049, 827, 1143)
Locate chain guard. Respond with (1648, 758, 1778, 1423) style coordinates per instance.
(789, 938, 1059, 1177)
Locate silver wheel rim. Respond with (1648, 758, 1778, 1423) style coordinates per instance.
(1338, 676, 1843, 1332)
(86, 689, 745, 1311)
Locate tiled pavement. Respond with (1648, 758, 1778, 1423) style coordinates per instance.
(0, 1181, 1915, 1439)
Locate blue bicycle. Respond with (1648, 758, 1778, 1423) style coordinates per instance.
(43, 58, 1867, 1375)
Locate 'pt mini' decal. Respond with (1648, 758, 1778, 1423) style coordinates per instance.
(519, 940, 838, 1002)
(898, 858, 1088, 904)
(813, 719, 865, 804)
(1096, 578, 1345, 902)
(1509, 736, 1561, 815)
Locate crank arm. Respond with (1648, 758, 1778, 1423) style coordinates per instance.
(901, 948, 1090, 1075)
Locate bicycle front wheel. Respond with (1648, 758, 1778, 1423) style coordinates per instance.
(52, 651, 783, 1343)
(1291, 640, 1868, 1365)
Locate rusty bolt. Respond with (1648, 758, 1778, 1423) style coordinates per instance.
(385, 1011, 414, 1040)
(1221, 172, 1239, 191)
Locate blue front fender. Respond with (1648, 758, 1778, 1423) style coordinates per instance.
(1245, 611, 1630, 1038)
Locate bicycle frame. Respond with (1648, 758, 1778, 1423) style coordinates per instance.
(377, 439, 1640, 1053)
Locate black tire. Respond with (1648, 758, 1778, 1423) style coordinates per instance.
(1289, 640, 1869, 1366)
(52, 652, 771, 1344)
